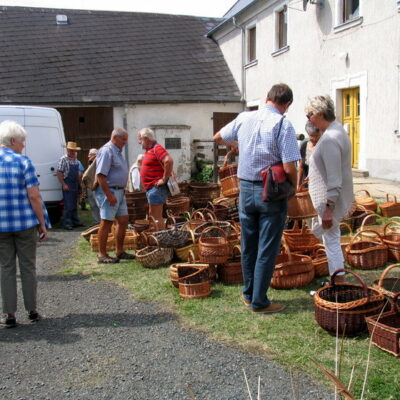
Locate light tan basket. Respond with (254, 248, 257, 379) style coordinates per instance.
(90, 234, 115, 252)
(287, 182, 317, 219)
(380, 194, 400, 218)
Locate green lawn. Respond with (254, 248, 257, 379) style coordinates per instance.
(60, 230, 400, 400)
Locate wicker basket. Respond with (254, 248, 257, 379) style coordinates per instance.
(126, 191, 148, 222)
(314, 269, 385, 336)
(380, 194, 400, 218)
(217, 245, 243, 284)
(166, 195, 191, 215)
(206, 201, 230, 221)
(174, 230, 199, 261)
(135, 236, 174, 268)
(282, 220, 320, 253)
(355, 189, 378, 212)
(199, 226, 229, 264)
(149, 227, 190, 248)
(311, 245, 329, 277)
(270, 243, 314, 289)
(287, 182, 317, 219)
(382, 222, 400, 262)
(358, 213, 386, 240)
(366, 293, 400, 357)
(345, 230, 388, 270)
(183, 209, 216, 231)
(218, 149, 240, 198)
(189, 182, 221, 208)
(121, 231, 138, 250)
(177, 265, 212, 299)
(213, 196, 239, 221)
(169, 255, 209, 288)
(90, 234, 115, 252)
(372, 264, 400, 301)
(81, 224, 100, 242)
(343, 204, 375, 231)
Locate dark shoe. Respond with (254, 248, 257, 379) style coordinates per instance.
(1, 315, 17, 328)
(98, 255, 120, 264)
(72, 223, 85, 228)
(116, 251, 136, 260)
(252, 303, 286, 314)
(241, 295, 251, 307)
(28, 311, 41, 322)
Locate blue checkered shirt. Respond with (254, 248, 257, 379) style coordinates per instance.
(220, 105, 301, 181)
(0, 147, 49, 232)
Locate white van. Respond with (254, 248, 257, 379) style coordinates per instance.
(0, 105, 66, 223)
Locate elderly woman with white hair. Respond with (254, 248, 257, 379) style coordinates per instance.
(127, 153, 144, 192)
(305, 95, 354, 283)
(137, 128, 173, 230)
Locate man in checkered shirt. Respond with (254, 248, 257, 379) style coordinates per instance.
(0, 121, 49, 328)
(214, 83, 300, 314)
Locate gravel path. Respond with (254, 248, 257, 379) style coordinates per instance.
(0, 228, 333, 400)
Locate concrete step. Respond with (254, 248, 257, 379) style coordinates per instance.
(352, 168, 369, 178)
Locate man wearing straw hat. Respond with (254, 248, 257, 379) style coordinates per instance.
(56, 141, 85, 230)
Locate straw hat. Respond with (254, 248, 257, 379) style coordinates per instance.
(66, 141, 81, 151)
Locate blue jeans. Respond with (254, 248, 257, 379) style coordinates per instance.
(239, 180, 287, 310)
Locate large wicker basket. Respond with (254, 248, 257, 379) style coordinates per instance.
(314, 269, 385, 336)
(382, 222, 400, 262)
(177, 265, 211, 299)
(270, 244, 314, 289)
(90, 233, 115, 252)
(355, 189, 378, 212)
(199, 226, 229, 264)
(166, 195, 191, 216)
(169, 255, 209, 288)
(345, 230, 388, 270)
(372, 264, 400, 301)
(135, 236, 174, 268)
(380, 194, 400, 218)
(218, 149, 240, 198)
(282, 220, 320, 253)
(366, 293, 400, 357)
(287, 182, 316, 219)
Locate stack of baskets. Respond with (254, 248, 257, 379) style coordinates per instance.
(380, 194, 400, 217)
(125, 191, 148, 223)
(218, 149, 239, 198)
(314, 269, 385, 336)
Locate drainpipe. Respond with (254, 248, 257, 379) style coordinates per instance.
(232, 17, 246, 103)
(123, 104, 130, 165)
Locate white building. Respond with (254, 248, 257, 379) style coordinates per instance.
(209, 0, 400, 181)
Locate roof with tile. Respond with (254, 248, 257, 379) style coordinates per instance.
(0, 6, 241, 105)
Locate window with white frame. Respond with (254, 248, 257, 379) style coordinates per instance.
(277, 7, 287, 49)
(247, 25, 256, 63)
(340, 0, 360, 23)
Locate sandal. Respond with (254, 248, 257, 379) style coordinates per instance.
(116, 251, 136, 260)
(98, 255, 120, 264)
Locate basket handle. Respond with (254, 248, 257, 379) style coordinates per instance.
(312, 244, 326, 258)
(383, 221, 400, 236)
(385, 193, 398, 203)
(350, 229, 384, 244)
(281, 239, 292, 261)
(390, 293, 399, 314)
(146, 234, 160, 247)
(187, 249, 197, 263)
(232, 244, 241, 257)
(222, 148, 238, 168)
(339, 222, 353, 236)
(188, 229, 196, 244)
(355, 189, 371, 198)
(192, 210, 205, 220)
(331, 268, 369, 298)
(199, 225, 227, 239)
(359, 213, 381, 230)
(377, 264, 400, 288)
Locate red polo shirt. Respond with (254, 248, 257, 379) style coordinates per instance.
(140, 143, 169, 190)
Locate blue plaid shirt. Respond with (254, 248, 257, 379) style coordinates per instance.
(0, 147, 50, 232)
(220, 106, 301, 181)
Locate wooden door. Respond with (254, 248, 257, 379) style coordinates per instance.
(342, 88, 360, 168)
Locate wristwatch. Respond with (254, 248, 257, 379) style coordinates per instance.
(326, 202, 335, 210)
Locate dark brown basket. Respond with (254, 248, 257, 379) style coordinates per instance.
(380, 194, 400, 218)
(166, 195, 191, 215)
(314, 269, 385, 336)
(372, 264, 400, 301)
(345, 230, 388, 270)
(271, 243, 314, 289)
(206, 201, 230, 221)
(217, 245, 243, 284)
(189, 182, 221, 208)
(366, 293, 400, 357)
(343, 205, 375, 231)
(177, 265, 212, 299)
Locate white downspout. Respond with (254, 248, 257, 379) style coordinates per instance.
(232, 17, 246, 103)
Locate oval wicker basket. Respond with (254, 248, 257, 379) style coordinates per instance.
(314, 269, 385, 336)
(372, 263, 400, 301)
(135, 236, 174, 268)
(169, 256, 209, 288)
(189, 182, 221, 208)
(282, 220, 320, 253)
(287, 182, 317, 219)
(355, 189, 378, 212)
(199, 226, 229, 264)
(382, 222, 400, 262)
(345, 230, 388, 270)
(271, 243, 314, 289)
(177, 265, 211, 299)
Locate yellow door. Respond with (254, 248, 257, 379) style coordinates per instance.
(342, 88, 360, 168)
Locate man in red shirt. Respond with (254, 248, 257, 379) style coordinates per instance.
(138, 128, 173, 230)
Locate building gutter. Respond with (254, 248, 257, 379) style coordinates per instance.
(232, 17, 246, 103)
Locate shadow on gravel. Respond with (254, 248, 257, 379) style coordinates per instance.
(36, 274, 90, 282)
(0, 311, 175, 344)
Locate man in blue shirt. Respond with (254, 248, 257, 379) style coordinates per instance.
(95, 128, 134, 263)
(0, 120, 49, 328)
(214, 83, 300, 313)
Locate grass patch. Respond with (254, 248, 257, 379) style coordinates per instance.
(60, 238, 400, 400)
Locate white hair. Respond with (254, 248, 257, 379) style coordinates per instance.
(111, 127, 128, 138)
(0, 120, 27, 146)
(138, 127, 155, 141)
(89, 148, 98, 155)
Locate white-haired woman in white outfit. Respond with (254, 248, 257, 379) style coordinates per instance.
(305, 95, 354, 283)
